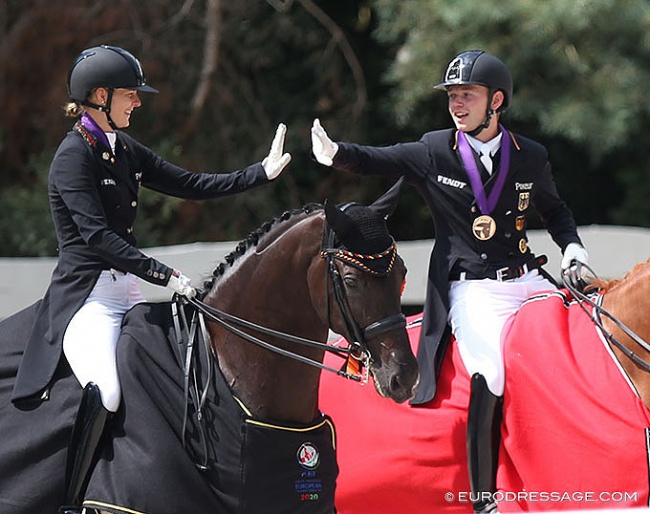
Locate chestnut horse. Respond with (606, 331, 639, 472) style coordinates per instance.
(320, 260, 650, 513)
(0, 191, 419, 514)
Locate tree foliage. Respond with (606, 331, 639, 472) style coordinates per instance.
(0, 0, 389, 255)
(2, 0, 650, 256)
(370, 0, 650, 228)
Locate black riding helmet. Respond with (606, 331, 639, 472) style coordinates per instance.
(67, 45, 158, 129)
(435, 50, 513, 136)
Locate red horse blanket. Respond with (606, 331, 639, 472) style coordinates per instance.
(498, 291, 650, 511)
(320, 293, 650, 513)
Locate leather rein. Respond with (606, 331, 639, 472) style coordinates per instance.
(182, 216, 406, 384)
(562, 262, 650, 373)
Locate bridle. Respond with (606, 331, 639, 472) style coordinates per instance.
(181, 213, 406, 383)
(562, 261, 650, 373)
(171, 212, 407, 471)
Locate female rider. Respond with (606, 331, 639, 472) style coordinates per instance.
(10, 44, 291, 514)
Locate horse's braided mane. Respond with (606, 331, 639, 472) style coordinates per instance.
(200, 203, 323, 294)
(585, 257, 650, 294)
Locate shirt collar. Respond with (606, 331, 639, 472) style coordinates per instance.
(465, 131, 502, 156)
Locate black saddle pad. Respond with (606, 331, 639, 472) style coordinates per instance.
(84, 301, 338, 514)
(0, 301, 82, 514)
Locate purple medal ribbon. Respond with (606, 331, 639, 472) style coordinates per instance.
(80, 112, 112, 151)
(457, 124, 510, 215)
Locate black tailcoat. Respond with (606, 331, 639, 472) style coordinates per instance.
(332, 128, 582, 404)
(12, 124, 269, 404)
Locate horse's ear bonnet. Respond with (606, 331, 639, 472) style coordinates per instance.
(324, 182, 400, 275)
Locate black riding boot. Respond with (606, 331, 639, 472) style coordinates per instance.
(59, 382, 111, 514)
(467, 373, 503, 514)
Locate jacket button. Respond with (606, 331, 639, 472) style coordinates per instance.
(131, 201, 137, 207)
(480, 253, 488, 260)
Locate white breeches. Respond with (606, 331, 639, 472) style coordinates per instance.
(448, 270, 556, 397)
(63, 270, 145, 412)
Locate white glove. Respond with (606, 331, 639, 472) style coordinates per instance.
(167, 269, 196, 298)
(560, 242, 589, 270)
(311, 118, 339, 166)
(262, 123, 292, 180)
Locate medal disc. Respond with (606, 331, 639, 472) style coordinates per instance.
(472, 215, 497, 240)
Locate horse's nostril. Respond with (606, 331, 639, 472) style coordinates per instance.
(390, 373, 402, 393)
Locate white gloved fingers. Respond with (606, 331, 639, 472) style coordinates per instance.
(311, 118, 338, 166)
(270, 123, 287, 158)
(167, 270, 196, 298)
(560, 242, 589, 270)
(262, 123, 292, 180)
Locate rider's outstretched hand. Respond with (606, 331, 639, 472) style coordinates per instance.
(311, 118, 339, 166)
(262, 123, 292, 180)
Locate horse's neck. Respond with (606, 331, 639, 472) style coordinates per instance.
(206, 215, 330, 424)
(602, 276, 650, 409)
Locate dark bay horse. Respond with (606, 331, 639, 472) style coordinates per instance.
(320, 260, 650, 513)
(0, 191, 419, 514)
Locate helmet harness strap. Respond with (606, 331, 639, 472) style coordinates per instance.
(467, 88, 497, 138)
(81, 88, 118, 131)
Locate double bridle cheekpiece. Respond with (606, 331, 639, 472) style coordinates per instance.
(180, 214, 405, 384)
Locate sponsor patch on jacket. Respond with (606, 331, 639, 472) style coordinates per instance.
(515, 182, 533, 191)
(100, 178, 116, 186)
(437, 175, 467, 189)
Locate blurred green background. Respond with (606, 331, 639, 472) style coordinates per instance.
(2, 0, 650, 257)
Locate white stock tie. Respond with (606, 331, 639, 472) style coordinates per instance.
(479, 144, 493, 175)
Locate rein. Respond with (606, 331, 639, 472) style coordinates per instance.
(186, 295, 368, 382)
(171, 300, 213, 471)
(180, 212, 406, 384)
(562, 262, 650, 373)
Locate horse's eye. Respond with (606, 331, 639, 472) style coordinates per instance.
(343, 276, 358, 288)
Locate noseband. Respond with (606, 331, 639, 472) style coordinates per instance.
(319, 207, 405, 373)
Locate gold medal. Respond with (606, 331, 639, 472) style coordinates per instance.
(472, 215, 497, 240)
